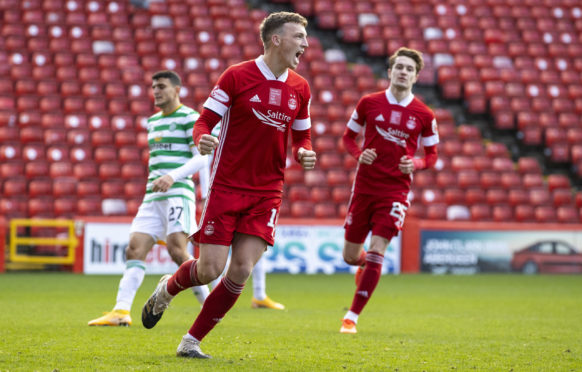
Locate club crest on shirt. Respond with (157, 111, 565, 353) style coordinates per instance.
(269, 88, 282, 106)
(389, 111, 402, 125)
(210, 86, 229, 103)
(288, 94, 297, 110)
(406, 116, 417, 130)
(169, 123, 176, 131)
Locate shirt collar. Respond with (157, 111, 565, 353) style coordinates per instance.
(386, 88, 414, 107)
(255, 55, 289, 82)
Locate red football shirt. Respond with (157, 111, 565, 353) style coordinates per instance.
(347, 89, 439, 197)
(199, 56, 312, 196)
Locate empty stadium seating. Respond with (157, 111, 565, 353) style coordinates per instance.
(0, 0, 580, 224)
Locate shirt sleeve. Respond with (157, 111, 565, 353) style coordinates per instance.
(201, 67, 236, 117)
(420, 116, 439, 147)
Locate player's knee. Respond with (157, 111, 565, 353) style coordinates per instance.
(343, 250, 360, 265)
(342, 241, 363, 265)
(125, 244, 145, 260)
(196, 261, 225, 283)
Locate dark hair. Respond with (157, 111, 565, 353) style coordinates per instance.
(259, 11, 308, 47)
(152, 70, 182, 86)
(388, 47, 424, 75)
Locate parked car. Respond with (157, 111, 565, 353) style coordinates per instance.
(510, 240, 582, 274)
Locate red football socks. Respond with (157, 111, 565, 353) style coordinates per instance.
(189, 275, 244, 341)
(167, 259, 202, 296)
(350, 251, 383, 315)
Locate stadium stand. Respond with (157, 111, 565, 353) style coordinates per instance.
(0, 0, 580, 224)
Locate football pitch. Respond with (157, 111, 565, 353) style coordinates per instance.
(1, 273, 581, 371)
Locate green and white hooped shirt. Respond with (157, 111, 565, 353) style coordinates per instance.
(144, 104, 199, 203)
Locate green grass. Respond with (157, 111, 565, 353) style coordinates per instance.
(0, 273, 581, 371)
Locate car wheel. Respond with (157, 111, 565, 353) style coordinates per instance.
(522, 261, 539, 274)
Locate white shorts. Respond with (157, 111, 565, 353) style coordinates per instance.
(130, 197, 196, 243)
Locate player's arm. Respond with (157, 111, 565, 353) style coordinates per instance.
(399, 115, 439, 174)
(193, 108, 221, 155)
(292, 92, 316, 170)
(342, 127, 377, 165)
(398, 145, 438, 175)
(292, 128, 316, 170)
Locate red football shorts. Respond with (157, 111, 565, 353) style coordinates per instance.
(191, 188, 282, 246)
(344, 192, 409, 243)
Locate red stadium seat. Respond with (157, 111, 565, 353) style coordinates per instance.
(310, 187, 331, 203)
(556, 206, 580, 224)
(318, 153, 342, 170)
(1, 161, 25, 179)
(492, 158, 514, 172)
(77, 179, 100, 197)
(73, 162, 98, 179)
(94, 146, 117, 163)
(124, 181, 145, 199)
(534, 206, 557, 223)
(101, 181, 125, 198)
(52, 177, 77, 197)
(451, 156, 473, 171)
(523, 173, 544, 188)
(120, 162, 146, 180)
(514, 204, 535, 222)
(25, 161, 49, 179)
(288, 185, 310, 202)
(290, 201, 314, 218)
(418, 188, 444, 205)
(529, 188, 551, 206)
(492, 205, 513, 222)
(118, 147, 141, 163)
(470, 204, 491, 221)
(436, 171, 457, 188)
(546, 174, 571, 191)
(2, 177, 27, 197)
(98, 163, 121, 179)
(485, 142, 510, 158)
(486, 189, 508, 205)
(314, 202, 337, 218)
(0, 198, 27, 219)
(426, 203, 447, 220)
(326, 170, 349, 186)
(331, 186, 351, 204)
(480, 171, 500, 189)
(54, 197, 76, 217)
(49, 162, 73, 178)
(443, 188, 464, 205)
(457, 170, 479, 189)
(77, 197, 102, 216)
(552, 189, 574, 207)
(28, 197, 54, 217)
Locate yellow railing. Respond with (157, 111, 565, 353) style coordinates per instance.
(9, 219, 78, 265)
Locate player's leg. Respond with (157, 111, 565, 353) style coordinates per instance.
(341, 235, 390, 334)
(343, 193, 369, 286)
(181, 234, 265, 351)
(88, 232, 154, 326)
(167, 197, 212, 305)
(251, 254, 284, 310)
(166, 233, 210, 305)
(142, 242, 229, 330)
(343, 240, 367, 286)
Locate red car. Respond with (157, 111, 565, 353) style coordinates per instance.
(510, 240, 582, 274)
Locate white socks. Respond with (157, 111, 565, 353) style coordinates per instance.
(191, 285, 210, 305)
(252, 255, 267, 300)
(344, 310, 359, 324)
(114, 260, 146, 311)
